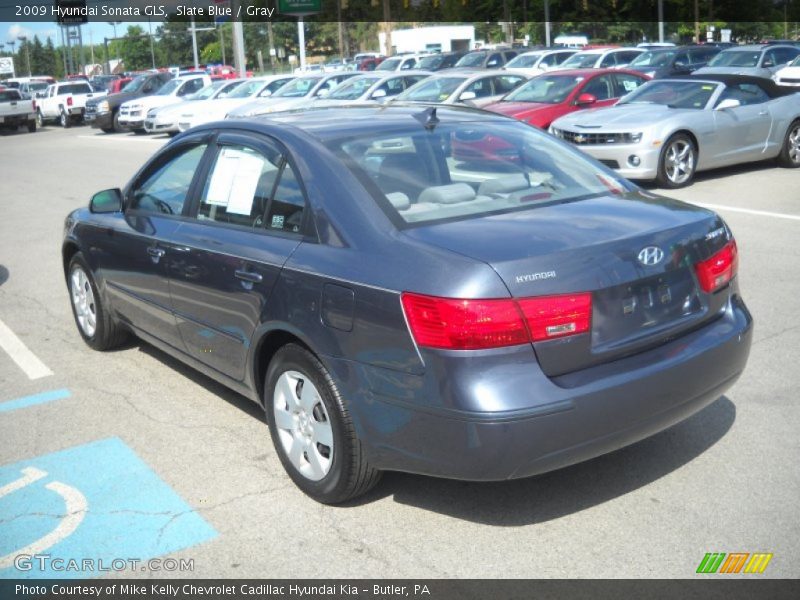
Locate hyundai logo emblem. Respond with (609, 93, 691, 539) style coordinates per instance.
(638, 246, 664, 266)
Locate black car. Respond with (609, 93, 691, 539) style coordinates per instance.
(626, 45, 722, 79)
(417, 51, 467, 71)
(84, 72, 173, 133)
(63, 105, 752, 503)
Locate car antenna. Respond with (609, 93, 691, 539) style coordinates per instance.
(413, 106, 440, 131)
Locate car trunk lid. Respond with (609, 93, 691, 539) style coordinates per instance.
(404, 191, 733, 376)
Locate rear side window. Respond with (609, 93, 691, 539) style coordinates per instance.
(581, 75, 614, 100)
(613, 73, 647, 95)
(266, 164, 305, 234)
(130, 144, 208, 215)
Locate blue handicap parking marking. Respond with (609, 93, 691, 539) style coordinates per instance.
(0, 389, 72, 414)
(0, 437, 217, 579)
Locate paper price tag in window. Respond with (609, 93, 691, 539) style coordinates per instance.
(227, 153, 264, 215)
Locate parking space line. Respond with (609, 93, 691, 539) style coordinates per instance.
(695, 203, 800, 222)
(0, 389, 71, 414)
(0, 319, 53, 380)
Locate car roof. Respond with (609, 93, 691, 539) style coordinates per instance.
(679, 73, 796, 97)
(202, 104, 510, 142)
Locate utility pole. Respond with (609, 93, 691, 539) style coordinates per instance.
(658, 0, 664, 43)
(694, 0, 700, 44)
(231, 0, 246, 77)
(17, 35, 31, 77)
(298, 18, 306, 70)
(218, 25, 226, 66)
(337, 0, 344, 59)
(544, 0, 551, 47)
(148, 17, 156, 69)
(190, 18, 200, 69)
(382, 0, 392, 56)
(267, 21, 276, 72)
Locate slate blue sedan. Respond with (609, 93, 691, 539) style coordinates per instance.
(63, 105, 752, 503)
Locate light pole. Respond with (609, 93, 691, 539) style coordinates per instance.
(5, 41, 16, 76)
(108, 21, 121, 65)
(17, 35, 31, 76)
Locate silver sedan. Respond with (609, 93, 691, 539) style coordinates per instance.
(391, 69, 528, 108)
(549, 75, 800, 187)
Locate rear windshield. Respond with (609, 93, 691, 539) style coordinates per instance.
(326, 120, 632, 227)
(707, 50, 761, 67)
(561, 53, 601, 68)
(57, 83, 92, 95)
(0, 90, 22, 101)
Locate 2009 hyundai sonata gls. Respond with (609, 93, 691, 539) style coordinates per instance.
(63, 105, 752, 503)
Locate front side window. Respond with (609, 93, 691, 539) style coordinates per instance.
(613, 73, 648, 95)
(492, 75, 525, 95)
(329, 76, 380, 100)
(717, 83, 770, 106)
(130, 144, 207, 215)
(486, 53, 502, 68)
(620, 80, 719, 109)
(462, 77, 493, 99)
(581, 75, 614, 100)
(274, 77, 320, 98)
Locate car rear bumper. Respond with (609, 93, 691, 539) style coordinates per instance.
(329, 293, 752, 481)
(0, 113, 35, 126)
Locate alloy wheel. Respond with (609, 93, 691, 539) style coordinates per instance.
(70, 267, 96, 337)
(664, 139, 695, 185)
(788, 123, 800, 165)
(273, 370, 333, 481)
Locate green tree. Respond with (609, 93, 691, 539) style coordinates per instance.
(117, 25, 153, 71)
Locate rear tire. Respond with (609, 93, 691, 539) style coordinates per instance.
(36, 110, 45, 127)
(101, 127, 115, 134)
(27, 120, 36, 133)
(656, 133, 696, 188)
(777, 120, 800, 168)
(60, 109, 72, 128)
(67, 253, 128, 351)
(264, 344, 381, 504)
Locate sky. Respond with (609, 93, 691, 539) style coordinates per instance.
(3, 22, 152, 49)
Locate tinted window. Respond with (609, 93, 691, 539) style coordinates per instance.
(374, 77, 406, 97)
(57, 83, 92, 95)
(266, 164, 305, 234)
(198, 144, 282, 229)
(717, 83, 770, 106)
(398, 76, 465, 102)
(463, 77, 493, 99)
(492, 75, 525, 95)
(130, 145, 207, 215)
(613, 73, 647, 95)
(486, 53, 502, 68)
(599, 53, 618, 68)
(504, 75, 584, 104)
(0, 90, 22, 101)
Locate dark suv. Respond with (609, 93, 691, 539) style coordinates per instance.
(85, 72, 173, 133)
(454, 49, 518, 69)
(626, 45, 722, 79)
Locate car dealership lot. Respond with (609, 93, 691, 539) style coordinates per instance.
(0, 126, 798, 578)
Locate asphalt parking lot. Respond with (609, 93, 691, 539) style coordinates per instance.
(0, 124, 798, 579)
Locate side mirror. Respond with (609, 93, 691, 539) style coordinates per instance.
(90, 188, 123, 213)
(575, 92, 597, 106)
(459, 91, 477, 101)
(371, 88, 387, 99)
(258, 89, 272, 97)
(715, 98, 741, 110)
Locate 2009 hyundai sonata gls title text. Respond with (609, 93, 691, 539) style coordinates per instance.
(63, 105, 752, 503)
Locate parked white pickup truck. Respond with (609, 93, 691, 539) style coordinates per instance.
(0, 89, 36, 133)
(34, 81, 105, 127)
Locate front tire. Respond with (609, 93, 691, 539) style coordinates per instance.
(67, 253, 128, 351)
(264, 344, 381, 504)
(36, 110, 45, 127)
(777, 120, 800, 168)
(112, 111, 124, 133)
(656, 133, 696, 188)
(27, 120, 36, 133)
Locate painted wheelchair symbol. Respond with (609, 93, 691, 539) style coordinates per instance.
(0, 467, 87, 569)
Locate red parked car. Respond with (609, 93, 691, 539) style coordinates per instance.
(483, 68, 650, 129)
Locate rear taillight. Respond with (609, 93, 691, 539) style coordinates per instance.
(695, 240, 738, 293)
(517, 293, 593, 342)
(67, 96, 73, 106)
(401, 292, 592, 350)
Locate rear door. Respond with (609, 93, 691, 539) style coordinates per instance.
(168, 132, 306, 380)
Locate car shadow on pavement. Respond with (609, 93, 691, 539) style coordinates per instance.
(136, 342, 266, 423)
(356, 396, 735, 524)
(639, 160, 779, 191)
(0, 265, 8, 286)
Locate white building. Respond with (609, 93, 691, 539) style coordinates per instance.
(379, 25, 475, 56)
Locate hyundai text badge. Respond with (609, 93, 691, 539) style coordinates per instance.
(638, 246, 664, 266)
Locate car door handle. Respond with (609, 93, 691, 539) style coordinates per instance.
(234, 269, 263, 283)
(146, 247, 165, 258)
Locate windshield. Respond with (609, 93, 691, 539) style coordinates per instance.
(455, 52, 487, 67)
(708, 50, 761, 67)
(629, 50, 676, 68)
(376, 58, 402, 71)
(189, 80, 225, 100)
(791, 55, 800, 67)
(328, 121, 631, 226)
(122, 75, 148, 93)
(619, 80, 718, 109)
(328, 76, 381, 100)
(155, 79, 181, 95)
(28, 82, 48, 92)
(396, 76, 465, 102)
(228, 79, 267, 98)
(505, 53, 543, 69)
(418, 55, 443, 69)
(503, 75, 584, 104)
(560, 53, 601, 68)
(273, 76, 320, 97)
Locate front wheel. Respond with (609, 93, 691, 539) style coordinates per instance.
(112, 111, 124, 133)
(264, 344, 381, 504)
(67, 253, 128, 351)
(777, 120, 800, 168)
(36, 110, 45, 127)
(656, 133, 696, 188)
